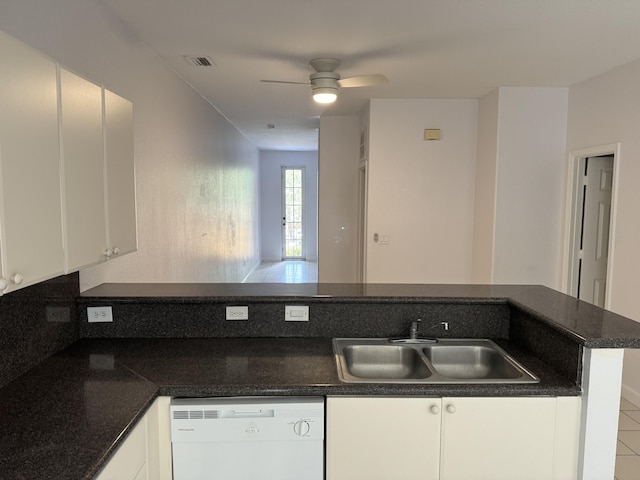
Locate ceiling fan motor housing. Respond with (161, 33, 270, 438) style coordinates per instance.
(310, 71, 340, 89)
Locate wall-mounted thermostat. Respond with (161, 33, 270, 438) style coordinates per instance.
(424, 129, 441, 141)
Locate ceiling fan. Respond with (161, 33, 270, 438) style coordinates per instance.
(261, 58, 387, 104)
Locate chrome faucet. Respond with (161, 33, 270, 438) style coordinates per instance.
(390, 319, 449, 344)
(409, 319, 422, 339)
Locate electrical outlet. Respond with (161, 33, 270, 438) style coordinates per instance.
(285, 305, 309, 322)
(226, 306, 249, 320)
(87, 306, 113, 323)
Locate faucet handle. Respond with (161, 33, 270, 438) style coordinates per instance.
(409, 319, 421, 339)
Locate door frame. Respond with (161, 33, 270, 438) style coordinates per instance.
(357, 159, 368, 283)
(281, 166, 306, 260)
(561, 143, 621, 309)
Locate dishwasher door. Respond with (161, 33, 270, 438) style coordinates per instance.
(170, 397, 324, 480)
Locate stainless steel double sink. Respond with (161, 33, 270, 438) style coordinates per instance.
(333, 338, 539, 384)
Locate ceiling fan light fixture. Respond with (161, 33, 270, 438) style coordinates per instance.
(312, 87, 337, 104)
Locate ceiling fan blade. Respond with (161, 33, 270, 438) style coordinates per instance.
(337, 74, 388, 88)
(260, 79, 309, 85)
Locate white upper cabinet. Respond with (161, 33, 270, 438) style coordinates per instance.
(104, 90, 137, 259)
(0, 31, 65, 294)
(59, 68, 107, 272)
(0, 30, 137, 294)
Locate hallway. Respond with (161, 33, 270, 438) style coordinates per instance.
(245, 261, 318, 283)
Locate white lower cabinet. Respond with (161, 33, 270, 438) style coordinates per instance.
(95, 397, 172, 480)
(327, 397, 441, 480)
(326, 396, 581, 480)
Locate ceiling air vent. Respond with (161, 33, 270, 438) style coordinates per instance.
(184, 55, 215, 67)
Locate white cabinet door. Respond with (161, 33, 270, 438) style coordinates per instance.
(145, 396, 173, 480)
(440, 397, 557, 480)
(326, 396, 441, 480)
(104, 90, 137, 259)
(0, 31, 64, 294)
(95, 397, 172, 480)
(59, 68, 107, 272)
(94, 411, 148, 480)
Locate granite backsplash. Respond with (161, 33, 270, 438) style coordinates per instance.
(77, 299, 512, 340)
(0, 273, 80, 389)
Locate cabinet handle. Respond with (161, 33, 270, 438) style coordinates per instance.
(446, 404, 456, 414)
(0, 278, 8, 290)
(11, 273, 24, 285)
(112, 247, 120, 256)
(104, 249, 113, 258)
(430, 405, 440, 415)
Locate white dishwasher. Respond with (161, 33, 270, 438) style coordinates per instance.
(170, 396, 324, 480)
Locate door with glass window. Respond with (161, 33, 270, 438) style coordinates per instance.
(282, 167, 305, 259)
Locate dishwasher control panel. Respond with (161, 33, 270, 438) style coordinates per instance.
(170, 396, 325, 442)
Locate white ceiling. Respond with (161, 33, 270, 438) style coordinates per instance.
(98, 0, 640, 151)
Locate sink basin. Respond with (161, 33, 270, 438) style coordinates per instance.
(422, 342, 523, 379)
(333, 338, 539, 384)
(342, 344, 432, 380)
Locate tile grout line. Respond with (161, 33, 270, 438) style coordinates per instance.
(616, 397, 640, 479)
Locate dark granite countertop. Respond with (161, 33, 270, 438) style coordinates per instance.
(0, 336, 577, 480)
(4, 282, 640, 479)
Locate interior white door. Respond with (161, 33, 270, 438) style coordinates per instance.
(578, 155, 613, 307)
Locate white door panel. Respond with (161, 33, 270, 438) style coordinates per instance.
(578, 155, 613, 307)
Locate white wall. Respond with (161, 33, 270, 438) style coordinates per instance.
(566, 58, 640, 403)
(365, 99, 478, 283)
(473, 87, 569, 288)
(0, 0, 261, 290)
(471, 89, 500, 283)
(318, 116, 360, 282)
(259, 150, 318, 262)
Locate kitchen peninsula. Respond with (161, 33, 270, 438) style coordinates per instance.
(1, 282, 639, 479)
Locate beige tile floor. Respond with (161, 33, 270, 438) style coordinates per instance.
(616, 397, 640, 479)
(245, 260, 318, 283)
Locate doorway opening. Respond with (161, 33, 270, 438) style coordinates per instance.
(563, 144, 620, 309)
(282, 167, 305, 260)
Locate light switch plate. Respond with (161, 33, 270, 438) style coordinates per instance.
(285, 305, 309, 321)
